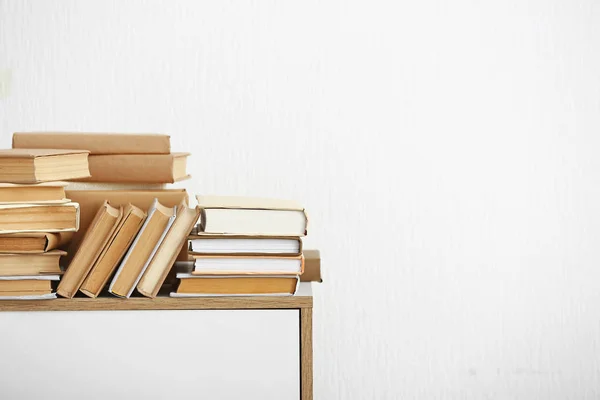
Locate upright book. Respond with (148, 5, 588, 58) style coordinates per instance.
(0, 149, 90, 183)
(196, 195, 307, 236)
(0, 202, 80, 233)
(57, 202, 122, 298)
(0, 182, 69, 203)
(79, 153, 190, 183)
(109, 200, 176, 298)
(13, 132, 171, 154)
(137, 203, 200, 298)
(80, 204, 147, 298)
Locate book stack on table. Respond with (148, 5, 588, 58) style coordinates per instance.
(172, 195, 308, 297)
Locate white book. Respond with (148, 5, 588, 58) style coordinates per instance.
(108, 200, 176, 298)
(192, 256, 304, 275)
(0, 275, 60, 280)
(190, 237, 301, 255)
(0, 293, 57, 300)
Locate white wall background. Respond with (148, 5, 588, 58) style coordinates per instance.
(2, 0, 600, 398)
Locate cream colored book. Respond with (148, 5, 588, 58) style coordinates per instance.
(0, 149, 90, 183)
(0, 202, 80, 233)
(191, 254, 304, 275)
(137, 203, 200, 298)
(56, 202, 122, 298)
(0, 182, 69, 204)
(0, 250, 65, 275)
(109, 200, 176, 298)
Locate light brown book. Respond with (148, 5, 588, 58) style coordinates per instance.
(13, 132, 171, 155)
(62, 189, 188, 263)
(0, 290, 52, 296)
(0, 250, 65, 275)
(0, 182, 69, 203)
(190, 254, 304, 275)
(0, 279, 52, 292)
(300, 249, 321, 282)
(80, 204, 147, 298)
(137, 204, 200, 298)
(109, 200, 176, 298)
(77, 153, 190, 183)
(0, 149, 90, 183)
(57, 202, 122, 298)
(0, 202, 79, 234)
(196, 195, 307, 236)
(174, 275, 299, 295)
(0, 232, 71, 253)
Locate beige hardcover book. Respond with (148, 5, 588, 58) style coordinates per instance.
(137, 203, 200, 298)
(0, 250, 65, 275)
(0, 149, 90, 183)
(57, 202, 122, 298)
(190, 254, 304, 275)
(0, 182, 69, 203)
(0, 280, 52, 292)
(300, 249, 322, 282)
(0, 202, 79, 234)
(80, 204, 147, 298)
(77, 153, 190, 183)
(174, 274, 299, 296)
(109, 200, 176, 298)
(196, 195, 308, 236)
(62, 189, 188, 264)
(13, 132, 171, 155)
(0, 232, 72, 253)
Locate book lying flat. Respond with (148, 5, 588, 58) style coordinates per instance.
(57, 202, 123, 298)
(0, 293, 56, 300)
(109, 200, 176, 298)
(0, 275, 60, 300)
(78, 153, 190, 183)
(0, 182, 69, 203)
(196, 195, 307, 236)
(173, 274, 299, 296)
(0, 250, 65, 275)
(137, 203, 200, 298)
(191, 255, 305, 275)
(189, 235, 302, 255)
(80, 204, 147, 298)
(0, 149, 90, 183)
(0, 232, 71, 253)
(0, 202, 80, 234)
(13, 132, 171, 155)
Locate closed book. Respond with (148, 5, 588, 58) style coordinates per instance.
(196, 195, 307, 236)
(0, 202, 80, 234)
(78, 153, 190, 183)
(189, 235, 302, 256)
(63, 189, 188, 264)
(80, 204, 147, 298)
(0, 274, 60, 299)
(109, 200, 176, 298)
(0, 149, 90, 183)
(0, 250, 65, 275)
(13, 132, 171, 155)
(0, 182, 69, 203)
(172, 274, 299, 296)
(57, 202, 123, 298)
(0, 232, 71, 253)
(137, 203, 200, 298)
(191, 254, 304, 275)
(300, 249, 322, 282)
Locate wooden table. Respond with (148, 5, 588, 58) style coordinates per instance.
(0, 283, 313, 400)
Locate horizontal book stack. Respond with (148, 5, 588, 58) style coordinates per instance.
(0, 149, 89, 299)
(172, 195, 308, 297)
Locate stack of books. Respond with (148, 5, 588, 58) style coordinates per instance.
(172, 195, 308, 297)
(0, 149, 89, 299)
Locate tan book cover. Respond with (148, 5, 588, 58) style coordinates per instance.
(57, 202, 123, 298)
(80, 204, 147, 298)
(0, 250, 66, 275)
(0, 149, 90, 183)
(77, 153, 190, 183)
(63, 189, 188, 263)
(190, 254, 305, 275)
(109, 200, 176, 298)
(137, 204, 200, 298)
(13, 132, 171, 155)
(0, 280, 52, 292)
(175, 275, 299, 295)
(0, 202, 80, 234)
(300, 249, 322, 282)
(0, 182, 69, 203)
(0, 232, 71, 253)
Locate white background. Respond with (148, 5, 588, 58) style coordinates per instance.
(2, 1, 600, 398)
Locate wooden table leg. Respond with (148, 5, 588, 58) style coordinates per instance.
(300, 307, 313, 400)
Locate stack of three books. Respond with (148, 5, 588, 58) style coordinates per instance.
(173, 195, 308, 297)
